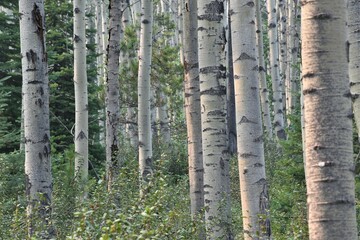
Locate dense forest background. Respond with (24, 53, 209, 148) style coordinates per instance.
(0, 0, 359, 239)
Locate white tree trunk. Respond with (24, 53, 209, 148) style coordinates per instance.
(230, 1, 270, 238)
(156, 90, 171, 143)
(105, 0, 122, 191)
(302, 1, 358, 238)
(183, 0, 204, 219)
(349, 0, 360, 142)
(130, 0, 141, 23)
(256, 0, 273, 139)
(74, 0, 89, 190)
(138, 0, 153, 182)
(267, 0, 286, 139)
(19, 0, 52, 237)
(198, 1, 231, 238)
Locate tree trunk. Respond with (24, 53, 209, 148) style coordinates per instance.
(302, 1, 358, 238)
(226, 0, 237, 155)
(230, 1, 270, 239)
(197, 1, 231, 238)
(267, 0, 286, 139)
(349, 0, 360, 142)
(138, 0, 153, 183)
(19, 0, 52, 237)
(255, 0, 273, 139)
(183, 0, 204, 220)
(285, 0, 300, 117)
(105, 0, 122, 192)
(74, 0, 89, 192)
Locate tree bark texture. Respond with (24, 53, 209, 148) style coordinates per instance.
(267, 0, 286, 139)
(230, 1, 270, 239)
(301, 0, 358, 239)
(19, 0, 52, 237)
(349, 0, 360, 141)
(183, 0, 204, 219)
(74, 0, 89, 191)
(255, 0, 273, 139)
(106, 0, 122, 192)
(197, 0, 231, 238)
(138, 0, 153, 182)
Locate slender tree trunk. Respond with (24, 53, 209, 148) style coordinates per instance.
(226, 0, 237, 155)
(183, 0, 204, 220)
(267, 0, 286, 139)
(105, 0, 122, 192)
(130, 0, 141, 23)
(74, 0, 89, 191)
(285, 0, 300, 117)
(349, 0, 360, 142)
(19, 1, 52, 237)
(255, 0, 273, 139)
(230, 1, 270, 239)
(302, 1, 358, 239)
(138, 0, 153, 182)
(197, 1, 231, 238)
(156, 89, 171, 143)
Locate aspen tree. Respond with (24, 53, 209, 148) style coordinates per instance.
(197, 0, 231, 238)
(255, 0, 273, 138)
(105, 0, 122, 191)
(230, 0, 270, 238)
(349, 0, 360, 141)
(183, 0, 204, 219)
(267, 0, 286, 139)
(138, 0, 153, 182)
(74, 0, 89, 193)
(302, 0, 358, 238)
(19, 0, 52, 237)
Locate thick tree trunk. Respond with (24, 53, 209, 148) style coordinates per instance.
(105, 0, 122, 192)
(267, 0, 286, 139)
(302, 1, 358, 239)
(19, 0, 52, 237)
(349, 0, 360, 141)
(230, 1, 270, 239)
(138, 0, 153, 182)
(197, 1, 231, 238)
(255, 0, 273, 139)
(74, 0, 89, 193)
(183, 0, 204, 220)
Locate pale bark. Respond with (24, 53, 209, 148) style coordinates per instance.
(230, 1, 270, 238)
(255, 0, 273, 139)
(130, 0, 141, 23)
(349, 0, 360, 142)
(19, 0, 52, 237)
(156, 89, 171, 143)
(105, 0, 122, 191)
(267, 0, 286, 139)
(302, 1, 358, 239)
(198, 1, 231, 238)
(138, 0, 153, 182)
(74, 0, 89, 189)
(285, 0, 300, 117)
(183, 0, 204, 219)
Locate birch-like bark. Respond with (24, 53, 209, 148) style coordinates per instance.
(349, 0, 360, 141)
(74, 0, 89, 190)
(302, 1, 358, 238)
(285, 0, 300, 116)
(157, 90, 171, 143)
(19, 0, 52, 237)
(198, 1, 231, 238)
(230, 1, 270, 238)
(183, 0, 204, 219)
(267, 0, 286, 139)
(255, 0, 273, 139)
(278, 0, 287, 111)
(138, 0, 153, 182)
(105, 0, 122, 191)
